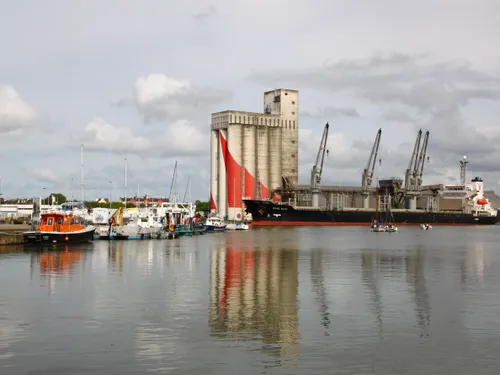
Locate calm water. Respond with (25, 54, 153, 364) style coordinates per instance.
(1, 227, 500, 374)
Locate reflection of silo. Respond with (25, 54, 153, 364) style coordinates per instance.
(256, 127, 269, 199)
(243, 125, 256, 200)
(227, 125, 243, 221)
(210, 130, 219, 212)
(218, 129, 228, 219)
(208, 241, 300, 359)
(269, 126, 282, 199)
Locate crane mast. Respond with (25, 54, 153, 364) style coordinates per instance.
(415, 131, 429, 188)
(404, 129, 430, 209)
(361, 128, 382, 209)
(311, 122, 329, 208)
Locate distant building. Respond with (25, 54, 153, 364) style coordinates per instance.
(119, 196, 170, 206)
(210, 89, 299, 220)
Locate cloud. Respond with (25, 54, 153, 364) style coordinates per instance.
(250, 52, 500, 179)
(80, 117, 207, 158)
(82, 117, 151, 153)
(194, 6, 218, 22)
(127, 74, 232, 123)
(382, 109, 417, 124)
(302, 106, 360, 119)
(0, 84, 43, 136)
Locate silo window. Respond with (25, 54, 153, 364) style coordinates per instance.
(291, 140, 296, 144)
(292, 112, 295, 115)
(291, 169, 296, 173)
(292, 101, 295, 105)
(291, 154, 296, 158)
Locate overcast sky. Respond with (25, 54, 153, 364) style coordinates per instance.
(1, 0, 499, 201)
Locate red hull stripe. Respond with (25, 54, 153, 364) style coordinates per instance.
(250, 221, 478, 226)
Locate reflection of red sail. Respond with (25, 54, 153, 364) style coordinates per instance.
(39, 249, 82, 275)
(219, 247, 241, 312)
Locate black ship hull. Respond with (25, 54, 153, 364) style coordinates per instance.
(23, 227, 96, 244)
(243, 200, 500, 226)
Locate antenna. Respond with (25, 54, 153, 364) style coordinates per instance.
(80, 144, 84, 202)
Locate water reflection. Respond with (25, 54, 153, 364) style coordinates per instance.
(30, 245, 87, 278)
(209, 239, 300, 361)
(310, 250, 330, 334)
(404, 248, 431, 337)
(361, 251, 384, 335)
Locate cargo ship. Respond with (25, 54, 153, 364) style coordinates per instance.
(243, 177, 500, 226)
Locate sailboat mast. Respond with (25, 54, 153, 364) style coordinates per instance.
(183, 177, 190, 202)
(124, 158, 128, 208)
(137, 181, 140, 207)
(169, 161, 178, 203)
(80, 144, 84, 202)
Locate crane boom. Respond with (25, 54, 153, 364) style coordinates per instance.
(415, 131, 429, 187)
(311, 123, 329, 208)
(361, 128, 382, 208)
(404, 129, 422, 190)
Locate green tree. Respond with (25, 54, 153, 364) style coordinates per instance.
(195, 200, 210, 211)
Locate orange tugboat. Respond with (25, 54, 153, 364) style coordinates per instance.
(23, 212, 96, 244)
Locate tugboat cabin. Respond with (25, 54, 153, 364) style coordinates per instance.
(38, 213, 85, 233)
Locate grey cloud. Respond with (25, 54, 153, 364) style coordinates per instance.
(250, 52, 500, 186)
(383, 109, 417, 124)
(128, 74, 233, 124)
(302, 106, 359, 119)
(194, 6, 218, 22)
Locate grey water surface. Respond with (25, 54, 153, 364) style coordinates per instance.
(1, 226, 500, 374)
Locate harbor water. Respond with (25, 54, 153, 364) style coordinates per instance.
(1, 226, 500, 374)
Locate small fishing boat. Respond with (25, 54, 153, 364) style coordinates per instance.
(420, 223, 432, 230)
(226, 221, 250, 230)
(23, 212, 96, 244)
(204, 215, 227, 232)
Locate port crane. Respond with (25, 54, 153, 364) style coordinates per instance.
(404, 129, 430, 209)
(311, 122, 329, 208)
(361, 128, 382, 209)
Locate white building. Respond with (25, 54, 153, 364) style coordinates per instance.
(210, 89, 299, 220)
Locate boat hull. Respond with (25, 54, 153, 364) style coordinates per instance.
(23, 226, 96, 244)
(205, 225, 227, 232)
(243, 200, 500, 226)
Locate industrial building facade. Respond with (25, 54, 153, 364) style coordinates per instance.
(210, 89, 299, 220)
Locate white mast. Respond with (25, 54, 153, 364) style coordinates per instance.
(124, 158, 128, 208)
(80, 144, 84, 202)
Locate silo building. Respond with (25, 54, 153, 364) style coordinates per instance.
(210, 89, 299, 221)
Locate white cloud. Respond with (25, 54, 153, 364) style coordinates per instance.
(131, 74, 232, 123)
(83, 117, 151, 153)
(81, 117, 207, 158)
(0, 84, 41, 136)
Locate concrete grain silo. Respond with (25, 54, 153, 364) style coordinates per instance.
(210, 89, 299, 221)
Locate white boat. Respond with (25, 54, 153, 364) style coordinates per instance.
(420, 223, 432, 230)
(384, 224, 398, 232)
(204, 215, 227, 232)
(226, 221, 249, 230)
(370, 224, 386, 232)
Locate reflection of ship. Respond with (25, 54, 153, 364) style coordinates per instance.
(38, 246, 83, 275)
(209, 242, 300, 358)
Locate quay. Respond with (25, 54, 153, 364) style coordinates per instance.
(0, 224, 29, 245)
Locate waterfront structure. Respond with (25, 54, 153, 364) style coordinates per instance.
(210, 89, 299, 220)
